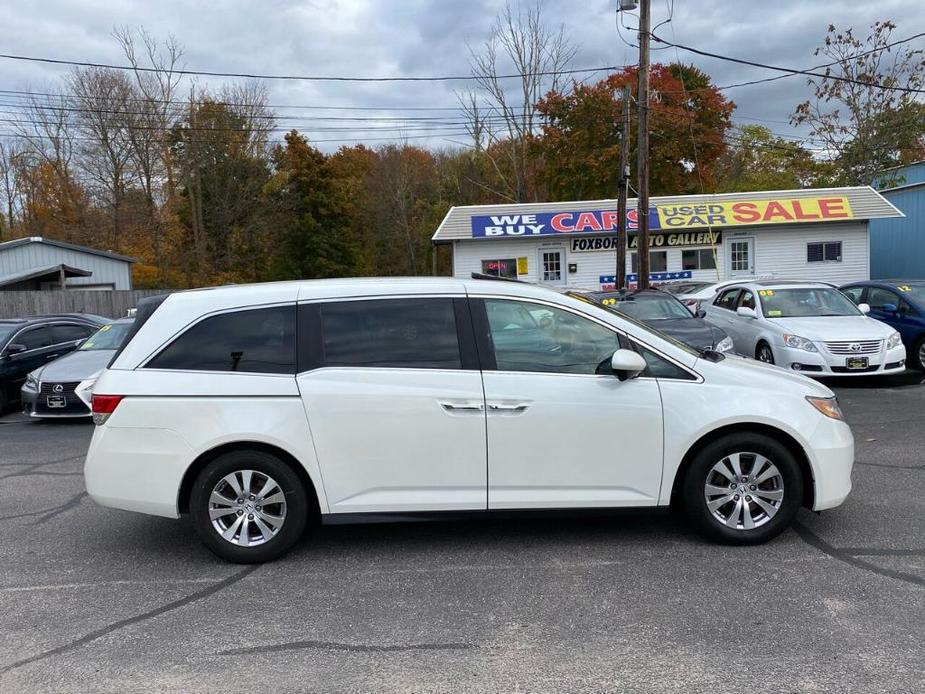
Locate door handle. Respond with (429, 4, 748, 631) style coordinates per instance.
(44, 353, 60, 360)
(439, 401, 484, 413)
(487, 402, 530, 414)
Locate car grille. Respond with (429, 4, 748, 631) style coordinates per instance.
(39, 381, 81, 394)
(824, 340, 882, 355)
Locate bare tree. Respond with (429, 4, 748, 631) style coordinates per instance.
(460, 0, 576, 201)
(0, 141, 26, 239)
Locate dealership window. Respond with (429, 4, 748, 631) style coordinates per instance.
(681, 248, 717, 271)
(807, 241, 842, 263)
(481, 258, 518, 279)
(320, 298, 461, 369)
(631, 250, 668, 274)
(146, 305, 296, 374)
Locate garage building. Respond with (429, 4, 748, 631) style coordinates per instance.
(0, 236, 135, 290)
(432, 186, 902, 289)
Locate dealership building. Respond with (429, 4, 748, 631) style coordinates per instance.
(432, 187, 902, 289)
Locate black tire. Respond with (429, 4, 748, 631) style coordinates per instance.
(189, 449, 309, 563)
(682, 432, 803, 545)
(755, 342, 775, 364)
(913, 335, 925, 371)
(0, 386, 7, 415)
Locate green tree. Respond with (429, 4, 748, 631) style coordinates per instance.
(713, 125, 826, 192)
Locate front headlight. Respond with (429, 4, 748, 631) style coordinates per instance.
(715, 335, 735, 353)
(806, 396, 845, 421)
(887, 332, 902, 350)
(24, 373, 38, 390)
(783, 334, 818, 352)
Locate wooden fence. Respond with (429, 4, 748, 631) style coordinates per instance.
(0, 289, 177, 319)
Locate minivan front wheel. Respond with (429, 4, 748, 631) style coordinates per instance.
(190, 450, 308, 563)
(682, 433, 803, 545)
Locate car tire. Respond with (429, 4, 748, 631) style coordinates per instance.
(756, 342, 775, 364)
(913, 335, 925, 371)
(682, 432, 803, 545)
(189, 449, 309, 563)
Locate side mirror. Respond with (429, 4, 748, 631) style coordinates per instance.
(4, 343, 27, 357)
(696, 309, 707, 319)
(610, 349, 647, 381)
(736, 306, 758, 319)
(858, 303, 871, 315)
(881, 303, 897, 313)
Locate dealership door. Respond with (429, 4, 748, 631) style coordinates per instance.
(538, 247, 565, 285)
(727, 237, 755, 277)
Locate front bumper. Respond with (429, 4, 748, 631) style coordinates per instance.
(21, 385, 91, 418)
(775, 343, 906, 377)
(806, 415, 854, 511)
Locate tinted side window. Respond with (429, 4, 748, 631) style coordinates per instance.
(52, 324, 94, 343)
(635, 343, 696, 380)
(147, 305, 296, 374)
(715, 289, 740, 310)
(485, 299, 621, 375)
(321, 298, 461, 369)
(739, 290, 756, 311)
(16, 326, 52, 350)
(867, 287, 900, 310)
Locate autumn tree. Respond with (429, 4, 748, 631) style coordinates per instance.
(792, 21, 925, 185)
(537, 64, 735, 200)
(713, 125, 825, 192)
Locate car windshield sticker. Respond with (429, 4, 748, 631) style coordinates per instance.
(601, 298, 618, 306)
(99, 324, 112, 331)
(898, 285, 912, 292)
(758, 289, 774, 296)
(767, 309, 782, 316)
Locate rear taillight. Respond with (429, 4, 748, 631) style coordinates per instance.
(91, 394, 124, 425)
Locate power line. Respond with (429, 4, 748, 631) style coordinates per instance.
(0, 52, 630, 83)
(652, 32, 925, 94)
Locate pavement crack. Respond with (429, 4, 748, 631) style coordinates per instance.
(218, 639, 478, 656)
(792, 521, 925, 588)
(854, 461, 924, 471)
(34, 491, 87, 525)
(840, 548, 925, 557)
(0, 564, 260, 676)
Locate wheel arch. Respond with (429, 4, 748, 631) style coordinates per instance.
(669, 423, 814, 509)
(177, 441, 322, 517)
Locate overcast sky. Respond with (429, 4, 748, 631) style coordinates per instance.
(1, 0, 922, 152)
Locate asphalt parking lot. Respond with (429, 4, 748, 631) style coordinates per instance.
(1, 375, 923, 693)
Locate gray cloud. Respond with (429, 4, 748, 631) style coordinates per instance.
(0, 0, 921, 152)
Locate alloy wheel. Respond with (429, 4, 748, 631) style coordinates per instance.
(703, 452, 784, 530)
(208, 469, 287, 547)
(757, 345, 774, 364)
(918, 341, 925, 368)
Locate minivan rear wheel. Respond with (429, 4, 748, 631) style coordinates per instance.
(190, 450, 308, 563)
(682, 433, 803, 545)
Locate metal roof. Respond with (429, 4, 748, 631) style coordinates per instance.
(432, 185, 904, 242)
(0, 236, 136, 263)
(0, 263, 92, 288)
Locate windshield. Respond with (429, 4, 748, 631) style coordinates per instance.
(602, 295, 695, 321)
(80, 321, 133, 351)
(759, 287, 861, 318)
(660, 282, 712, 295)
(573, 295, 700, 358)
(896, 284, 925, 304)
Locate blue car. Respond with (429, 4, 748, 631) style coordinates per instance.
(839, 280, 925, 369)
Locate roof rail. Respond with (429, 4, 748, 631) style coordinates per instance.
(470, 272, 524, 283)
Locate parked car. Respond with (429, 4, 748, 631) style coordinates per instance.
(21, 318, 134, 418)
(670, 278, 757, 313)
(569, 288, 734, 354)
(0, 313, 107, 412)
(703, 281, 905, 376)
(839, 280, 925, 370)
(83, 279, 854, 563)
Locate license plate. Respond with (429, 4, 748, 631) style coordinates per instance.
(845, 357, 869, 370)
(45, 395, 67, 408)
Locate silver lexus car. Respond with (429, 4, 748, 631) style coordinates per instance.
(21, 318, 134, 418)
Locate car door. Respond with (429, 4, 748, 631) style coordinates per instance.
(475, 297, 664, 509)
(733, 288, 763, 355)
(295, 296, 488, 514)
(866, 287, 903, 330)
(705, 288, 742, 346)
(3, 325, 56, 389)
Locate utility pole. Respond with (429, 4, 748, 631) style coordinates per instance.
(636, 0, 651, 289)
(616, 84, 630, 290)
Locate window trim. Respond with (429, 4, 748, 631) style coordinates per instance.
(140, 302, 298, 376)
(469, 294, 701, 381)
(713, 288, 742, 310)
(681, 247, 718, 271)
(480, 258, 519, 280)
(6, 324, 55, 354)
(807, 240, 842, 264)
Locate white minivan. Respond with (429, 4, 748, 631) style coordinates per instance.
(84, 277, 854, 563)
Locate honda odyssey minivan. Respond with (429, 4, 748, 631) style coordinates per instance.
(84, 277, 854, 563)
